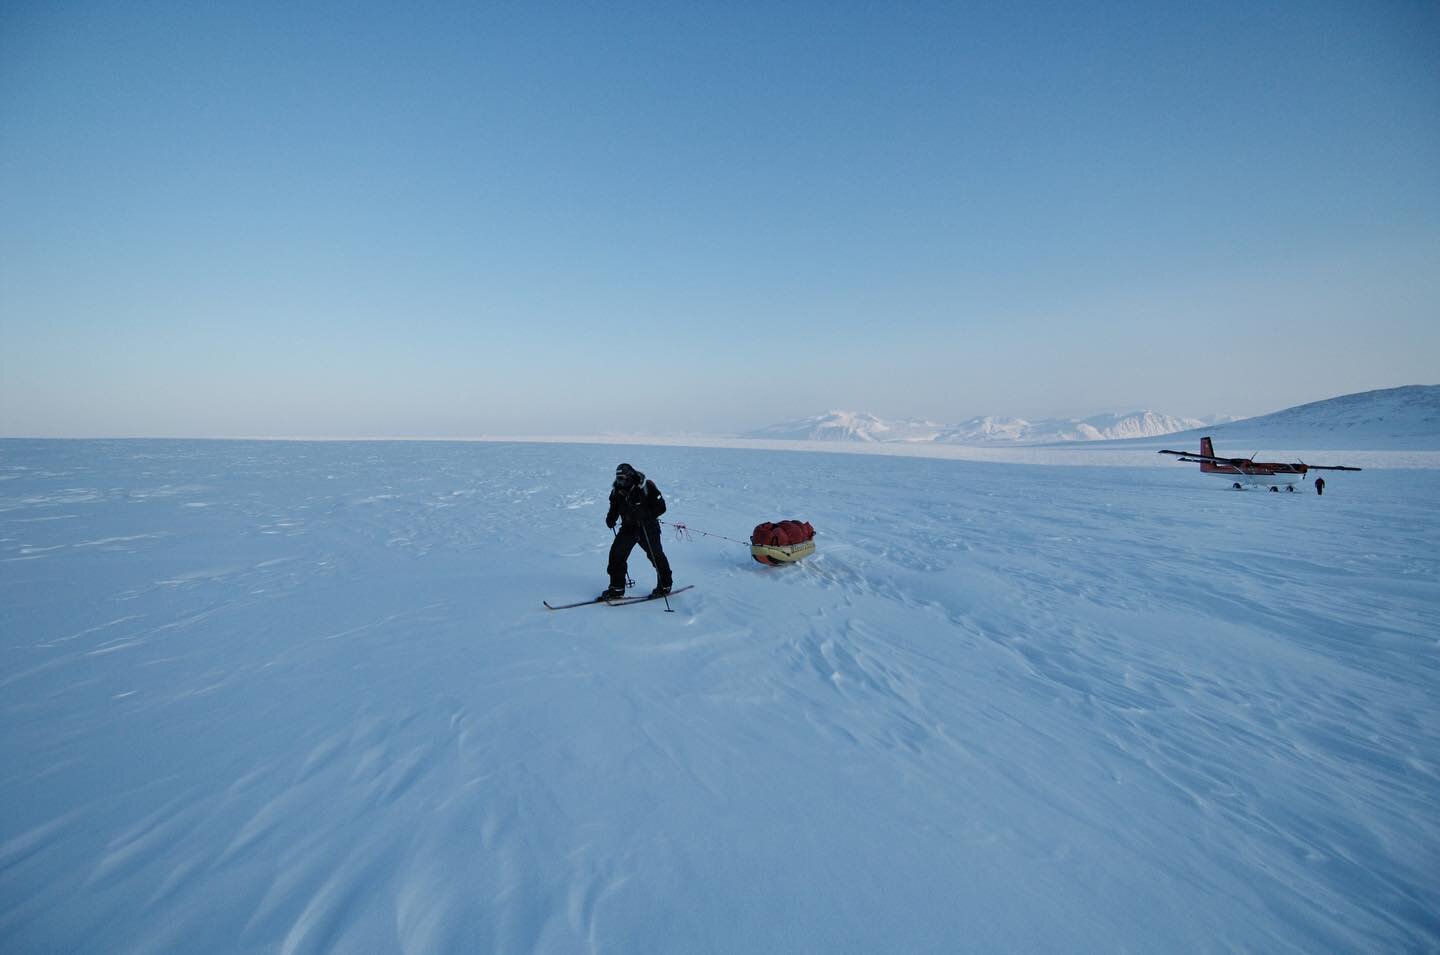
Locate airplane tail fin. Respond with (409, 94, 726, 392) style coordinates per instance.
(1199, 436, 1219, 472)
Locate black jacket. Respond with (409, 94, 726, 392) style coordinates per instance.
(607, 478, 666, 527)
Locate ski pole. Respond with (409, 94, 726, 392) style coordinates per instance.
(639, 520, 673, 613)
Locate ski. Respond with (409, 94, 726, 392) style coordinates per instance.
(544, 585, 692, 611)
(543, 596, 606, 610)
(605, 585, 693, 606)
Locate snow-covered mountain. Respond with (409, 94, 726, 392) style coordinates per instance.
(750, 409, 1208, 445)
(1108, 385, 1440, 451)
(937, 411, 1210, 445)
(1200, 385, 1438, 447)
(932, 415, 1032, 443)
(746, 410, 944, 443)
(747, 387, 1440, 450)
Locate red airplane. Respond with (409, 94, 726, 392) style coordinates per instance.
(1159, 437, 1361, 491)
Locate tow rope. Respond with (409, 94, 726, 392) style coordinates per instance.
(661, 520, 750, 548)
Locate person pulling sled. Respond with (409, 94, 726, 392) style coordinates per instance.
(601, 463, 673, 600)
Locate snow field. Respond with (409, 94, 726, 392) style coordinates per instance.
(2, 439, 1437, 953)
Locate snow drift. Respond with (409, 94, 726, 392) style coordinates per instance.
(2, 438, 1437, 953)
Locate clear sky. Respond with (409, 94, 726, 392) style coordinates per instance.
(2, 0, 1437, 437)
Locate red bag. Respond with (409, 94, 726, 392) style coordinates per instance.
(778, 520, 813, 544)
(752, 520, 814, 547)
(751, 518, 816, 564)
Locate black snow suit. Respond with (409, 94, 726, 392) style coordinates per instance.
(606, 471, 672, 592)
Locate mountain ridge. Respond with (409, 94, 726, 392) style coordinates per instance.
(744, 386, 1440, 450)
(748, 409, 1227, 445)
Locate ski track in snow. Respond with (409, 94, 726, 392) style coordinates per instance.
(1, 438, 1437, 953)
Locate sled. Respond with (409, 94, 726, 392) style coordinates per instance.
(750, 520, 816, 565)
(750, 539, 817, 565)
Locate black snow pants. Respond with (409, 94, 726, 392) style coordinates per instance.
(609, 520, 672, 591)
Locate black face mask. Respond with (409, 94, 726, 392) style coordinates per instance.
(614, 464, 640, 491)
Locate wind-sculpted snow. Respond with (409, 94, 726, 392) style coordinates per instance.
(2, 439, 1438, 952)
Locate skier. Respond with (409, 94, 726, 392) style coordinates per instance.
(1315, 477, 1325, 496)
(602, 463, 673, 600)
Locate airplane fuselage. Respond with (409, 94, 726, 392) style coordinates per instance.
(1195, 437, 1306, 486)
(1202, 465, 1303, 487)
(1158, 436, 1360, 489)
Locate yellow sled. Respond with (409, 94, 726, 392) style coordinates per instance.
(750, 539, 816, 565)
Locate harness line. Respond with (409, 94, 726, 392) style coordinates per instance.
(661, 521, 751, 548)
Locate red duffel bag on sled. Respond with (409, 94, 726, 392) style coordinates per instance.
(750, 520, 816, 565)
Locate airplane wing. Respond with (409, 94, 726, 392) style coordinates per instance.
(1157, 450, 1249, 465)
(1159, 449, 1362, 471)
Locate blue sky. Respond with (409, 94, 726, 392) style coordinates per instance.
(2, 0, 1437, 437)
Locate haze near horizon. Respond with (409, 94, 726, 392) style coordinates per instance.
(2, 1, 1437, 438)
